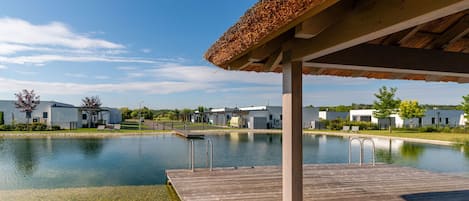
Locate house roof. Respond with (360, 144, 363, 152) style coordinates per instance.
(205, 0, 469, 83)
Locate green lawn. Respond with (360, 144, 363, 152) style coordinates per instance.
(0, 185, 180, 201)
(314, 129, 469, 143)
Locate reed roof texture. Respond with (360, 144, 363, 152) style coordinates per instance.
(204, 0, 327, 67)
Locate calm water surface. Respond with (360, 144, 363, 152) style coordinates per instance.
(0, 133, 468, 189)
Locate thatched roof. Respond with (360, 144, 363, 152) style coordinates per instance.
(204, 0, 469, 83)
(204, 0, 327, 67)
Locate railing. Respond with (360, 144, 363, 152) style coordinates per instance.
(349, 137, 375, 166)
(188, 139, 214, 172)
(206, 139, 213, 171)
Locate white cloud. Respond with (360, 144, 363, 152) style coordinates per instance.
(141, 48, 151, 53)
(0, 64, 7, 69)
(0, 77, 213, 95)
(127, 72, 145, 78)
(95, 75, 110, 80)
(65, 73, 86, 78)
(0, 17, 123, 50)
(0, 55, 156, 65)
(14, 70, 37, 75)
(0, 17, 164, 66)
(117, 66, 137, 71)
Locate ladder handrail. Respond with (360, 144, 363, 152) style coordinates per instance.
(188, 139, 214, 172)
(188, 140, 194, 172)
(348, 137, 375, 166)
(206, 139, 213, 171)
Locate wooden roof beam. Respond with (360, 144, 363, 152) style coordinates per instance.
(307, 43, 469, 80)
(398, 25, 424, 45)
(228, 54, 252, 70)
(294, 0, 352, 39)
(264, 49, 283, 72)
(427, 15, 469, 49)
(289, 0, 469, 61)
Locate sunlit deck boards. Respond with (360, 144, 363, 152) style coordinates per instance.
(166, 164, 469, 201)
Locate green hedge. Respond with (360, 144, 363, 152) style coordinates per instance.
(0, 123, 61, 131)
(320, 119, 379, 130)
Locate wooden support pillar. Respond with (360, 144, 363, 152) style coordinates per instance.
(282, 51, 303, 201)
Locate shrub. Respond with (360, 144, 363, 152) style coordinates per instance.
(0, 124, 13, 131)
(321, 119, 378, 130)
(418, 126, 440, 133)
(14, 123, 28, 131)
(51, 125, 61, 131)
(31, 123, 47, 131)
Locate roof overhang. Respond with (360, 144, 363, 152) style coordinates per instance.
(205, 0, 469, 83)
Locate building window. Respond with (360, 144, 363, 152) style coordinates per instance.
(269, 114, 273, 120)
(432, 117, 435, 124)
(280, 115, 282, 120)
(82, 114, 87, 120)
(43, 112, 48, 119)
(446, 118, 449, 125)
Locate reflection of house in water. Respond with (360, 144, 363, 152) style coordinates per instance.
(208, 106, 319, 129)
(350, 109, 465, 128)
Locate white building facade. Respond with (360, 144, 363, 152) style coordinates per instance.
(349, 109, 465, 128)
(0, 100, 121, 129)
(208, 106, 319, 129)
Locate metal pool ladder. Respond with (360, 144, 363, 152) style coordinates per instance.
(188, 139, 214, 172)
(348, 137, 376, 166)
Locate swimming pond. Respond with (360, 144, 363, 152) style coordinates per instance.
(0, 133, 467, 190)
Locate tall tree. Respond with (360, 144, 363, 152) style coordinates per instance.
(181, 108, 192, 122)
(174, 109, 180, 121)
(14, 89, 40, 125)
(373, 86, 400, 133)
(399, 100, 426, 128)
(81, 96, 102, 128)
(197, 106, 205, 123)
(460, 94, 469, 126)
(119, 107, 132, 121)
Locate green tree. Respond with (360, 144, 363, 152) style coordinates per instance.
(197, 106, 205, 123)
(181, 108, 192, 122)
(14, 89, 40, 125)
(373, 86, 400, 133)
(81, 96, 102, 128)
(461, 94, 469, 126)
(119, 107, 132, 121)
(173, 109, 180, 121)
(399, 100, 426, 128)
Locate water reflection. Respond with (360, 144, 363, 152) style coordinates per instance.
(12, 139, 38, 176)
(0, 134, 467, 190)
(78, 138, 104, 158)
(400, 142, 425, 160)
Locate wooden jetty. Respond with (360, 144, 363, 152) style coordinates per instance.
(173, 129, 205, 139)
(166, 164, 469, 201)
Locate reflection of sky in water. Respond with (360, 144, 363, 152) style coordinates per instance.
(0, 134, 468, 189)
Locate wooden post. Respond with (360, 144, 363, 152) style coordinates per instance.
(282, 51, 303, 201)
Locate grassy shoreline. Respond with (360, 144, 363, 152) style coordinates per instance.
(1, 128, 468, 145)
(0, 185, 180, 201)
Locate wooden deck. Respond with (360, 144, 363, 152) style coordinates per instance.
(173, 129, 205, 139)
(166, 164, 469, 201)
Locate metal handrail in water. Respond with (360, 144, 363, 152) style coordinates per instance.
(188, 139, 214, 172)
(206, 139, 213, 171)
(348, 137, 376, 166)
(188, 140, 194, 172)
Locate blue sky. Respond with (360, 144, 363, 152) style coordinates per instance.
(0, 0, 467, 109)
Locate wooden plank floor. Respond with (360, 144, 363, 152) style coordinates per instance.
(166, 164, 469, 201)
